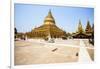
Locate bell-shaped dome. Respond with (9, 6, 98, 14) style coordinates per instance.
(44, 10, 55, 25)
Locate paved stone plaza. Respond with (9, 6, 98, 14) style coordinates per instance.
(14, 39, 94, 65)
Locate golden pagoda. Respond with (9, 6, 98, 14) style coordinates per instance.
(26, 10, 66, 38)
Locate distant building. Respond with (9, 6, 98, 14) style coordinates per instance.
(72, 20, 93, 39)
(26, 10, 66, 39)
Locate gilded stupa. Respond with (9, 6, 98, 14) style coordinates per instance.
(27, 10, 66, 38)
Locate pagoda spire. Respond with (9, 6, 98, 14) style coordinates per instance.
(44, 10, 55, 25)
(46, 9, 53, 18)
(78, 20, 84, 33)
(48, 9, 52, 16)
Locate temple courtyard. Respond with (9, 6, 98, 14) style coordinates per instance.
(14, 39, 94, 65)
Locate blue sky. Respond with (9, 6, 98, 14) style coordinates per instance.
(15, 4, 94, 33)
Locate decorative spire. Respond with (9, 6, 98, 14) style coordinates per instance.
(44, 10, 55, 25)
(47, 10, 53, 18)
(78, 20, 84, 33)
